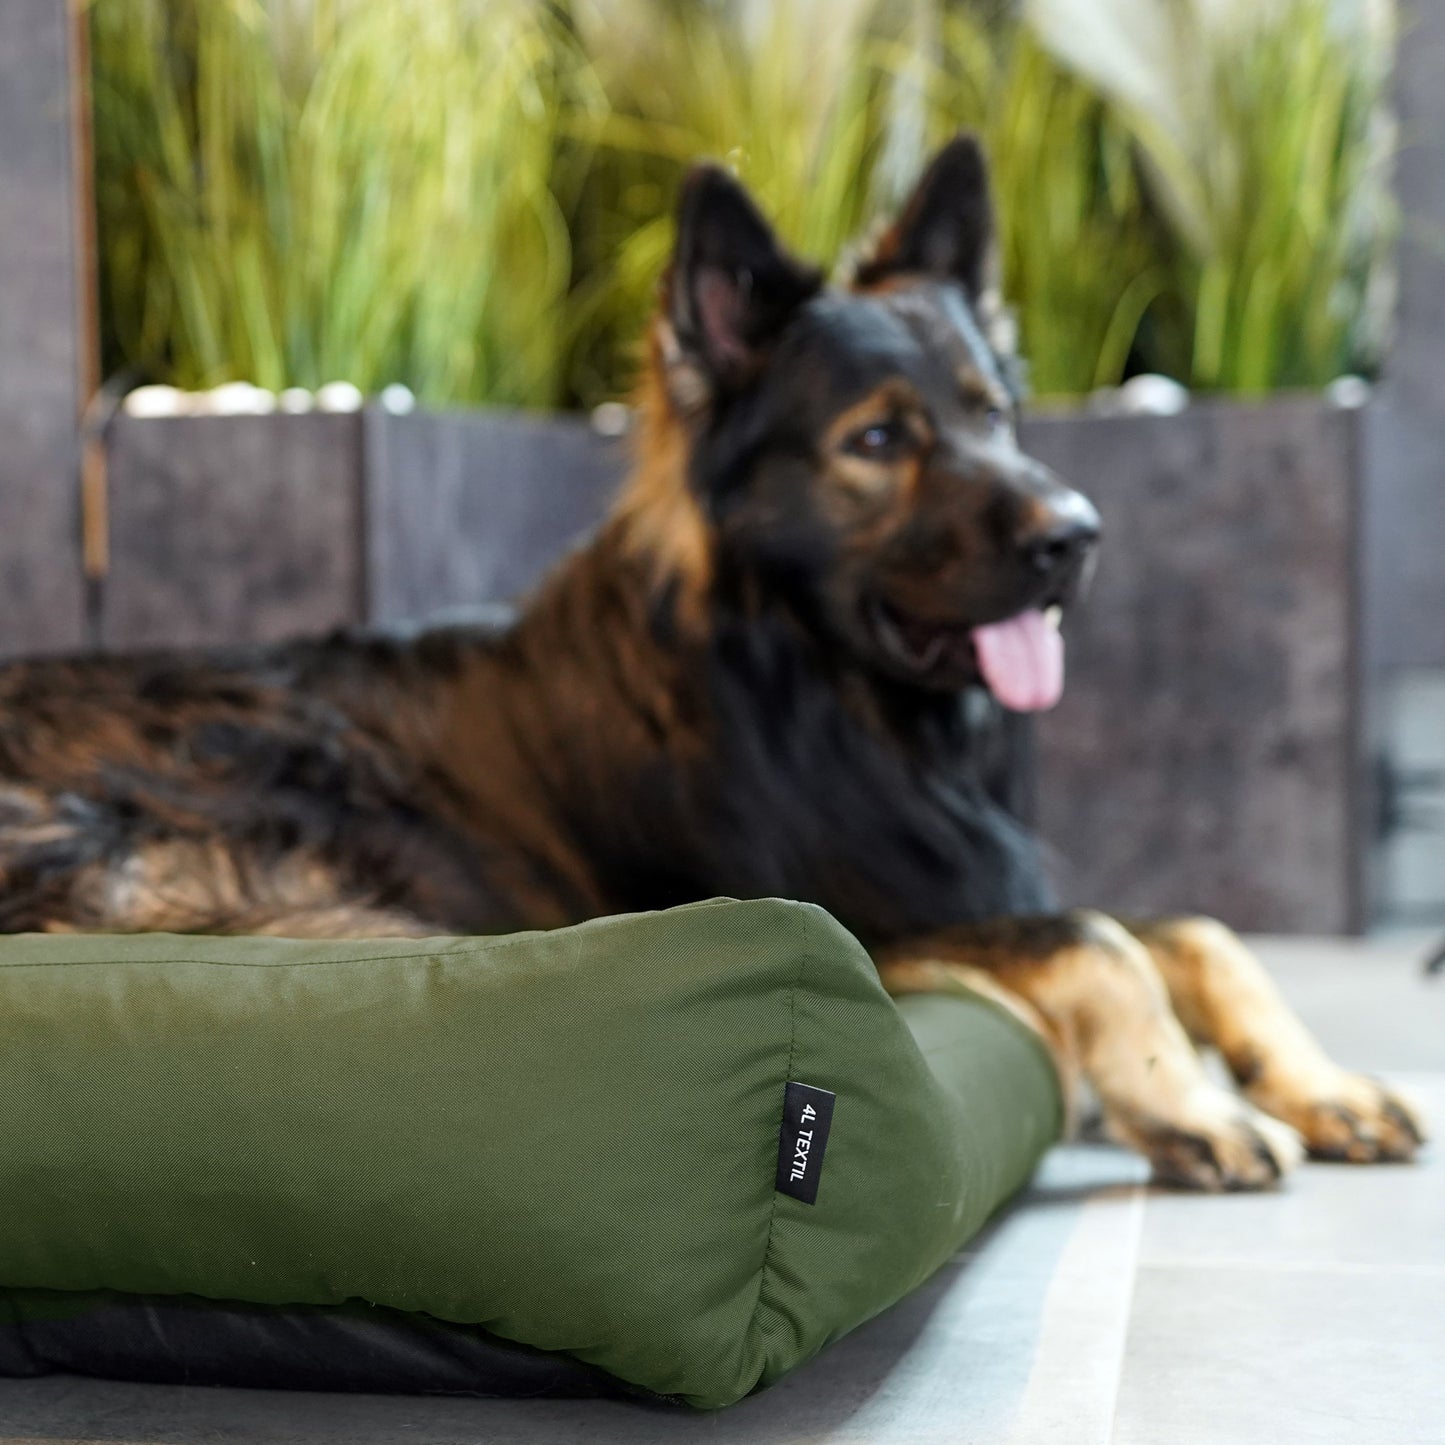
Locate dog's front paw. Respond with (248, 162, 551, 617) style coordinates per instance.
(1247, 1068, 1427, 1163)
(1109, 1090, 1304, 1191)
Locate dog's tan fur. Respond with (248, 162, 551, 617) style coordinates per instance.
(1130, 918, 1425, 1162)
(879, 912, 1424, 1189)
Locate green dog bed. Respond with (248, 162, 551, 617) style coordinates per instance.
(0, 897, 1060, 1408)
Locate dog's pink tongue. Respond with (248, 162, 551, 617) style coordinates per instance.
(970, 610, 1064, 712)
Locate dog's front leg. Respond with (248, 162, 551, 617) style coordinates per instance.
(1125, 918, 1426, 1163)
(877, 911, 1303, 1190)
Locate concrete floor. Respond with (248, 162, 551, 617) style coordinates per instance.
(3, 935, 1442, 1445)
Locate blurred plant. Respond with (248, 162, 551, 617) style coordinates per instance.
(88, 0, 1395, 407)
(565, 1, 1172, 402)
(561, 0, 929, 405)
(907, 11, 1168, 397)
(1029, 0, 1395, 392)
(89, 0, 594, 405)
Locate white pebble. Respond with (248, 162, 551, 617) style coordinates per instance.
(379, 383, 417, 415)
(1116, 373, 1190, 416)
(591, 401, 633, 437)
(122, 385, 192, 418)
(316, 381, 365, 413)
(204, 382, 277, 416)
(1324, 375, 1371, 409)
(278, 388, 315, 414)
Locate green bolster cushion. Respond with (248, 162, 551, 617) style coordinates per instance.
(0, 897, 1060, 1408)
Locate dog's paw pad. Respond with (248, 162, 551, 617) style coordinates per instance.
(1113, 1095, 1303, 1192)
(1256, 1075, 1428, 1163)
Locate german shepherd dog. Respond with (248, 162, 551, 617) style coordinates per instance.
(0, 138, 1423, 1188)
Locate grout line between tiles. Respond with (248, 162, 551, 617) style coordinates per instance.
(1102, 1189, 1147, 1445)
(1002, 1180, 1146, 1445)
(1133, 1255, 1445, 1278)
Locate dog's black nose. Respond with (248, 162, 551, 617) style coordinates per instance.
(1017, 491, 1100, 578)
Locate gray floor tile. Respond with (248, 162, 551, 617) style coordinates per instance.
(1112, 1264, 1445, 1445)
(0, 1148, 1145, 1445)
(3, 936, 1437, 1443)
(1139, 1076, 1444, 1274)
(1250, 936, 1445, 1072)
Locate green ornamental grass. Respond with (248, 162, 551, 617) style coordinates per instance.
(89, 0, 593, 406)
(912, 13, 1169, 398)
(562, 0, 920, 404)
(87, 0, 1395, 406)
(1027, 0, 1394, 392)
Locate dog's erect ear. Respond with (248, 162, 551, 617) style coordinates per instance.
(854, 134, 995, 299)
(661, 165, 822, 400)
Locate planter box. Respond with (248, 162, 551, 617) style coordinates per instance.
(91, 396, 1396, 935)
(1021, 398, 1364, 934)
(102, 412, 366, 650)
(363, 407, 623, 625)
(98, 407, 626, 651)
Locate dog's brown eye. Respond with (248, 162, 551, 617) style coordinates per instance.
(848, 420, 908, 459)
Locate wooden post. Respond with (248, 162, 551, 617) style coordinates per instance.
(0, 0, 96, 658)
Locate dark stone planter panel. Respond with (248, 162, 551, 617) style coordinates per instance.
(363, 409, 625, 625)
(102, 414, 364, 650)
(0, 0, 87, 658)
(93, 402, 1364, 933)
(1021, 400, 1360, 934)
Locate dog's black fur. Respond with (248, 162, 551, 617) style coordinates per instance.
(0, 137, 1097, 944)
